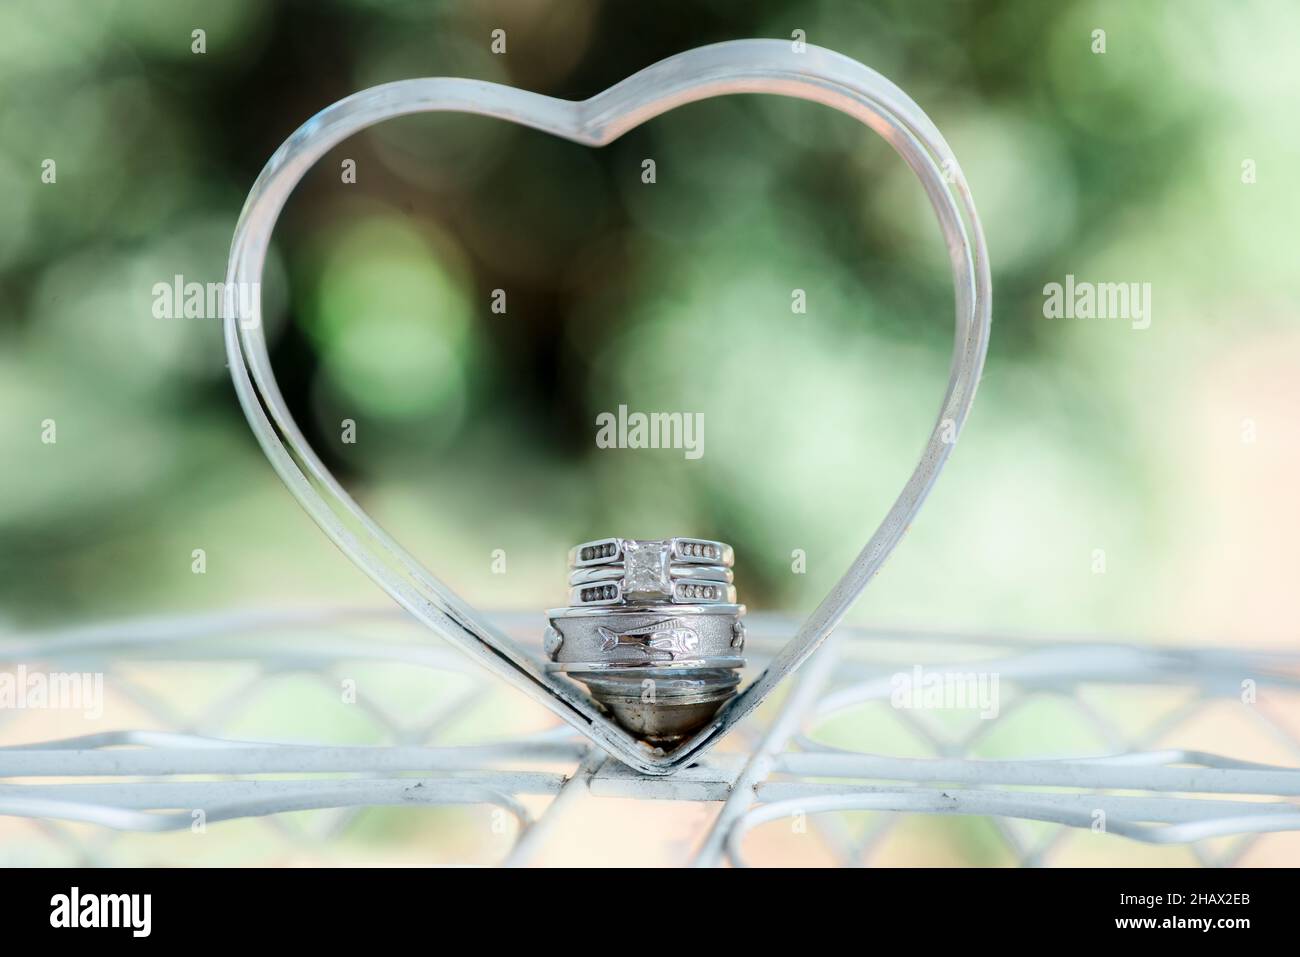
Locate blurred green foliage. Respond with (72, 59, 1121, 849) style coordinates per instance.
(1, 0, 1297, 649)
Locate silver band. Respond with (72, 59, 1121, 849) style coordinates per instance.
(568, 564, 733, 587)
(545, 657, 745, 674)
(569, 537, 734, 569)
(545, 597, 746, 745)
(570, 579, 737, 607)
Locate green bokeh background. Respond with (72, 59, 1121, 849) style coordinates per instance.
(2, 0, 1298, 865)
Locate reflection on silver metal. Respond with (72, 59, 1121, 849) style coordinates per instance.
(549, 542, 747, 745)
(223, 39, 992, 774)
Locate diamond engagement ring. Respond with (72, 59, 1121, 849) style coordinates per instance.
(567, 538, 736, 605)
(570, 537, 733, 568)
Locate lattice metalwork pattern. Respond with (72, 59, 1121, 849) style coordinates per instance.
(2, 610, 1299, 866)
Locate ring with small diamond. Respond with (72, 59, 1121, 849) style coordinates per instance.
(566, 538, 736, 605)
(569, 578, 737, 607)
(568, 564, 733, 587)
(568, 537, 733, 569)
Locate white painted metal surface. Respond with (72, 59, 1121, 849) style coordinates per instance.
(2, 609, 1298, 866)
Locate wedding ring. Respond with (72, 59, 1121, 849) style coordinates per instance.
(570, 579, 737, 606)
(547, 535, 746, 745)
(569, 537, 734, 568)
(568, 564, 733, 586)
(566, 537, 735, 604)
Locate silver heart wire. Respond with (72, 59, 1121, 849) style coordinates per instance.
(223, 39, 991, 775)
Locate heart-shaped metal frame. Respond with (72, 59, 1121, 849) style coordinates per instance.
(224, 39, 991, 775)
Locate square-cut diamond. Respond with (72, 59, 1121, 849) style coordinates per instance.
(622, 540, 672, 599)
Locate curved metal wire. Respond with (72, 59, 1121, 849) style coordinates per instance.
(222, 39, 992, 774)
